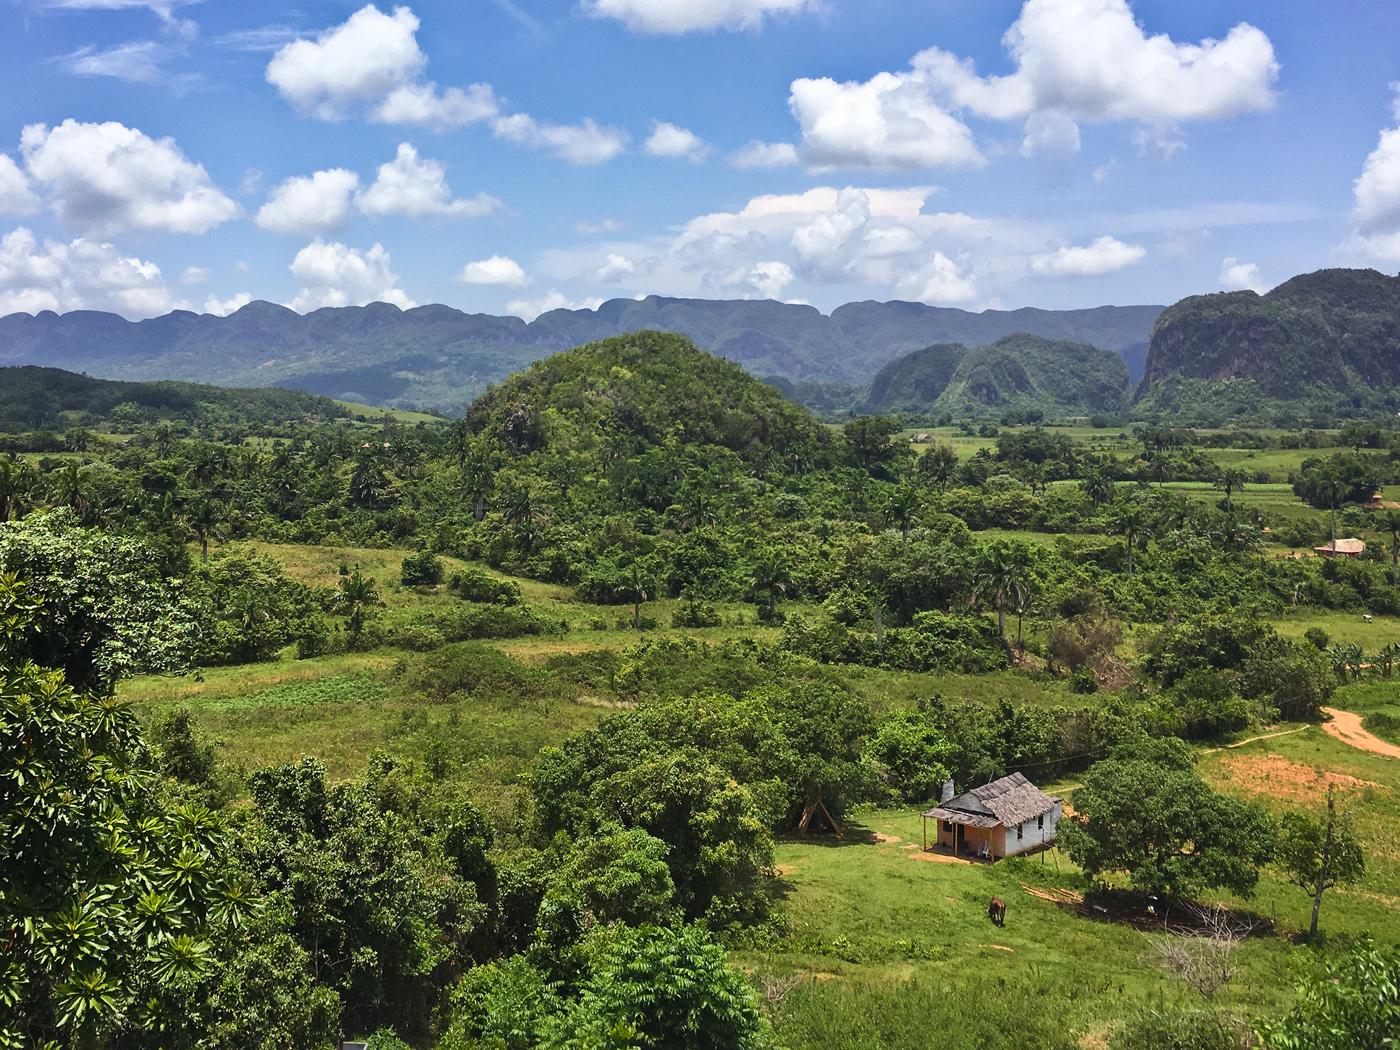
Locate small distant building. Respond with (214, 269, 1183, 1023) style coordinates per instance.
(921, 773, 1062, 861)
(1314, 538, 1366, 559)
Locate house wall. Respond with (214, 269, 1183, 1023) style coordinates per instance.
(1001, 801, 1062, 858)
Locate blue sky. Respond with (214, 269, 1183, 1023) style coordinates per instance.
(2, 0, 1399, 320)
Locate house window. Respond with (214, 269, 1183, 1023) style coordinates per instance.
(1017, 823, 1023, 842)
(943, 821, 953, 833)
(1037, 814, 1044, 830)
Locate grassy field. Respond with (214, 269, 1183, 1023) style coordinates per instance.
(745, 717, 1400, 1049)
(335, 400, 447, 424)
(114, 538, 1400, 1047)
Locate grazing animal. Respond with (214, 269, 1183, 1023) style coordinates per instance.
(988, 898, 1006, 928)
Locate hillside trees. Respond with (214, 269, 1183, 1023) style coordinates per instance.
(1061, 738, 1276, 901)
(0, 511, 199, 691)
(0, 575, 273, 1048)
(1276, 787, 1365, 938)
(1260, 939, 1400, 1050)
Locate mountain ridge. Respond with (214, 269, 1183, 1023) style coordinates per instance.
(1135, 267, 1400, 422)
(0, 295, 1163, 413)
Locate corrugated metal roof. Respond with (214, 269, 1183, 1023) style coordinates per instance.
(1314, 538, 1366, 555)
(923, 772, 1059, 827)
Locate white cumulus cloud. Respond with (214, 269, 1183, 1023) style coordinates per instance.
(729, 140, 799, 169)
(789, 72, 984, 171)
(491, 114, 629, 166)
(0, 156, 39, 216)
(356, 143, 501, 219)
(371, 82, 500, 129)
(256, 168, 361, 235)
(288, 239, 414, 312)
(204, 292, 252, 316)
(266, 4, 428, 121)
(901, 251, 978, 304)
(784, 0, 1277, 170)
(0, 226, 181, 318)
(583, 0, 816, 34)
(458, 255, 528, 287)
(179, 265, 209, 285)
(1219, 257, 1267, 293)
(747, 260, 794, 299)
(595, 253, 636, 282)
(1349, 86, 1400, 260)
(1029, 235, 1146, 276)
(20, 119, 238, 236)
(645, 121, 709, 161)
(505, 290, 604, 322)
(268, 5, 626, 163)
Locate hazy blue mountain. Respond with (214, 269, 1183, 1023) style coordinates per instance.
(863, 335, 1129, 419)
(0, 295, 1162, 413)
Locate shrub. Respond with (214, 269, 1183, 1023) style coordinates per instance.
(673, 598, 723, 628)
(412, 602, 565, 643)
(1070, 666, 1099, 694)
(400, 549, 444, 587)
(446, 566, 521, 605)
(1304, 627, 1330, 650)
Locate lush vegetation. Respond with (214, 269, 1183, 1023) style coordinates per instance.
(2, 330, 1398, 1048)
(1138, 267, 1400, 425)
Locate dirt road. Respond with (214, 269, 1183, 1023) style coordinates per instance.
(1321, 707, 1400, 759)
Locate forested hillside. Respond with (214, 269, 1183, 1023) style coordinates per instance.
(0, 296, 1162, 413)
(3, 331, 1399, 1050)
(864, 334, 1130, 419)
(1137, 268, 1400, 424)
(0, 365, 353, 433)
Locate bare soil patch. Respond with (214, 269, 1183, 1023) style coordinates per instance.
(1214, 752, 1383, 804)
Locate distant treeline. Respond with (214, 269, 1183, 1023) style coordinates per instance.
(0, 366, 352, 433)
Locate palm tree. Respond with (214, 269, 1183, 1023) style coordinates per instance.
(1378, 509, 1400, 568)
(49, 463, 95, 521)
(1081, 469, 1115, 511)
(1107, 499, 1150, 574)
(749, 548, 790, 620)
(183, 498, 226, 563)
(972, 542, 1033, 642)
(154, 422, 175, 459)
(918, 443, 958, 491)
(1327, 645, 1351, 684)
(1346, 643, 1365, 682)
(1316, 473, 1347, 554)
(1022, 462, 1048, 497)
(499, 482, 544, 551)
(882, 484, 921, 544)
(461, 440, 498, 522)
(0, 457, 34, 523)
(1377, 641, 1399, 679)
(336, 569, 382, 644)
(1215, 468, 1248, 515)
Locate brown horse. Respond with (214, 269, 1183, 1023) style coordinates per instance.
(988, 897, 1007, 928)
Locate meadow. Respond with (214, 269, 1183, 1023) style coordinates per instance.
(116, 536, 1400, 1048)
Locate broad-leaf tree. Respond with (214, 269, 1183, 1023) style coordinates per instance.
(1061, 738, 1276, 900)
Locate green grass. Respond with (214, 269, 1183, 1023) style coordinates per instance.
(753, 720, 1400, 1048)
(746, 807, 1299, 1049)
(334, 400, 446, 424)
(114, 535, 1400, 1046)
(1272, 609, 1400, 649)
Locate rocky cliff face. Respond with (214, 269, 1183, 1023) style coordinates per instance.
(1136, 269, 1400, 413)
